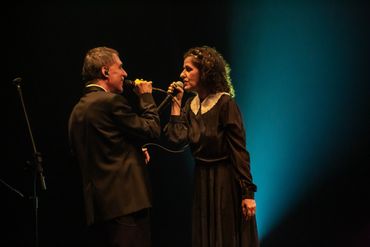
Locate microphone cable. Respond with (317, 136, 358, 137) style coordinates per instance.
(134, 83, 189, 154)
(142, 142, 190, 154)
(152, 87, 182, 111)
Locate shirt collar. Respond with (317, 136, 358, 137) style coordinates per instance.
(86, 84, 107, 92)
(190, 92, 229, 115)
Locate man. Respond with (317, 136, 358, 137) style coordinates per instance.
(68, 46, 160, 247)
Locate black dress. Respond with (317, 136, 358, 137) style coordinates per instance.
(164, 93, 259, 247)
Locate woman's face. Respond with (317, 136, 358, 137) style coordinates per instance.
(180, 56, 200, 92)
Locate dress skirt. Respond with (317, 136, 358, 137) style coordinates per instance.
(192, 162, 259, 247)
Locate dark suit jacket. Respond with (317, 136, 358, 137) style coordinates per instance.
(68, 86, 160, 225)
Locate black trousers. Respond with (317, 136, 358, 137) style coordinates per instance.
(87, 209, 151, 247)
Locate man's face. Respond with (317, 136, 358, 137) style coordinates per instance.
(106, 54, 128, 94)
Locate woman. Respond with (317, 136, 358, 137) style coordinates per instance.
(164, 46, 259, 247)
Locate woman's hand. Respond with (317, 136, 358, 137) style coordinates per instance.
(242, 198, 256, 220)
(168, 81, 184, 116)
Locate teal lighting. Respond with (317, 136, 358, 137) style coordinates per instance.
(230, 1, 364, 240)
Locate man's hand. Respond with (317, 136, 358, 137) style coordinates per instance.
(142, 147, 150, 165)
(135, 79, 153, 94)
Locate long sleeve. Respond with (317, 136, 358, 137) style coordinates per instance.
(221, 98, 257, 199)
(163, 103, 190, 149)
(111, 93, 161, 142)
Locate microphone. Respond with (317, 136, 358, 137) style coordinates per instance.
(124, 79, 136, 89)
(124, 79, 152, 89)
(12, 77, 22, 86)
(157, 81, 183, 113)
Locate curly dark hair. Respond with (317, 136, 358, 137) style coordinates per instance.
(184, 46, 234, 97)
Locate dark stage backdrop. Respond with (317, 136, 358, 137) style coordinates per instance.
(2, 3, 232, 247)
(2, 2, 369, 247)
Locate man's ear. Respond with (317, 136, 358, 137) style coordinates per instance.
(102, 67, 109, 77)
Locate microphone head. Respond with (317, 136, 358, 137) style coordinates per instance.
(174, 81, 183, 88)
(124, 79, 135, 88)
(12, 77, 22, 85)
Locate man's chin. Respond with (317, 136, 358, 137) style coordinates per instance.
(114, 87, 123, 94)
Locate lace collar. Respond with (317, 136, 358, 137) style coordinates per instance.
(190, 92, 229, 115)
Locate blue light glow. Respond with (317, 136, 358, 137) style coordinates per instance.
(230, 1, 364, 240)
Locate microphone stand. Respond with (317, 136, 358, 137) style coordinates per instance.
(0, 178, 25, 198)
(13, 77, 46, 247)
